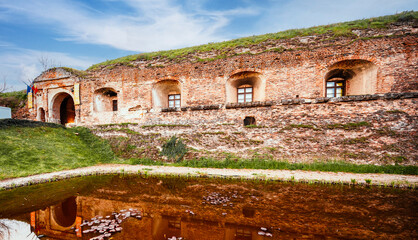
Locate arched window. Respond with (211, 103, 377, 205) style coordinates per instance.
(152, 80, 181, 109)
(93, 88, 118, 112)
(325, 60, 377, 97)
(226, 71, 264, 103)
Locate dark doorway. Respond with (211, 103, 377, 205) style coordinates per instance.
(243, 116, 256, 126)
(60, 95, 75, 125)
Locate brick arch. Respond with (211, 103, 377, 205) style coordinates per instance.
(323, 58, 378, 96)
(152, 79, 183, 109)
(155, 77, 184, 84)
(93, 87, 118, 112)
(50, 91, 75, 125)
(226, 70, 265, 103)
(228, 68, 263, 77)
(326, 55, 379, 69)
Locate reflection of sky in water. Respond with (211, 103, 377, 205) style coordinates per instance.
(0, 219, 39, 240)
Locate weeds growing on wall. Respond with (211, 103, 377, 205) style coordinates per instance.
(160, 136, 188, 163)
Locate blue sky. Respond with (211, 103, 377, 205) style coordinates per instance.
(0, 0, 416, 91)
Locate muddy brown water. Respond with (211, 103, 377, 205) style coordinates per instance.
(0, 174, 417, 239)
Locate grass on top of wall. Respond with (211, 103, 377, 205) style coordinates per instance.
(88, 11, 417, 70)
(0, 119, 118, 179)
(127, 157, 418, 175)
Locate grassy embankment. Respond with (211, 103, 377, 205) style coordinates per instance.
(88, 11, 417, 70)
(0, 90, 27, 115)
(128, 157, 418, 175)
(0, 119, 417, 180)
(0, 119, 117, 179)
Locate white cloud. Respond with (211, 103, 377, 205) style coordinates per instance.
(0, 0, 257, 52)
(0, 47, 97, 91)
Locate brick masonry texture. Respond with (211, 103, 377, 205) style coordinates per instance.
(29, 22, 418, 165)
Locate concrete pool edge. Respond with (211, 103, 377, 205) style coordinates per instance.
(1, 164, 417, 190)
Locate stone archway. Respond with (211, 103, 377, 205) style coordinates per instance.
(51, 92, 75, 125)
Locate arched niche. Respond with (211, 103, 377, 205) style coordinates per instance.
(325, 59, 377, 97)
(50, 197, 77, 230)
(152, 80, 182, 108)
(51, 92, 75, 125)
(226, 71, 265, 103)
(37, 107, 46, 122)
(93, 88, 118, 112)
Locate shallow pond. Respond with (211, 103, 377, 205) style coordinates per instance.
(0, 174, 417, 239)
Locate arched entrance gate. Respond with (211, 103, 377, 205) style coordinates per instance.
(51, 92, 75, 125)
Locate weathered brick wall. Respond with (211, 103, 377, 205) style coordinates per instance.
(30, 23, 417, 165)
(78, 34, 417, 125)
(92, 94, 417, 165)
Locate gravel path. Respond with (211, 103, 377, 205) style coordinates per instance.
(1, 164, 417, 190)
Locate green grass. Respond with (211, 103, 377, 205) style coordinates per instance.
(326, 121, 370, 130)
(88, 11, 417, 70)
(125, 157, 418, 175)
(0, 119, 118, 179)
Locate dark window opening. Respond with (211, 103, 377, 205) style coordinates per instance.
(168, 219, 181, 229)
(236, 228, 252, 240)
(326, 79, 345, 97)
(112, 100, 118, 111)
(168, 94, 181, 108)
(243, 116, 256, 126)
(237, 86, 253, 103)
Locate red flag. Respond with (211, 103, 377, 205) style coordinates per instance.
(32, 85, 38, 94)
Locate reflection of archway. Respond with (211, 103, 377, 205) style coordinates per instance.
(51, 197, 77, 228)
(152, 80, 181, 108)
(37, 108, 46, 122)
(325, 59, 377, 97)
(226, 71, 265, 103)
(52, 93, 75, 125)
(93, 88, 118, 112)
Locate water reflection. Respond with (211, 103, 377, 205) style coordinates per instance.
(0, 175, 417, 239)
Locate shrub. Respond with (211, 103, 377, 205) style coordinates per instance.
(160, 136, 188, 162)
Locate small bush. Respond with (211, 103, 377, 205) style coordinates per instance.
(160, 136, 188, 162)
